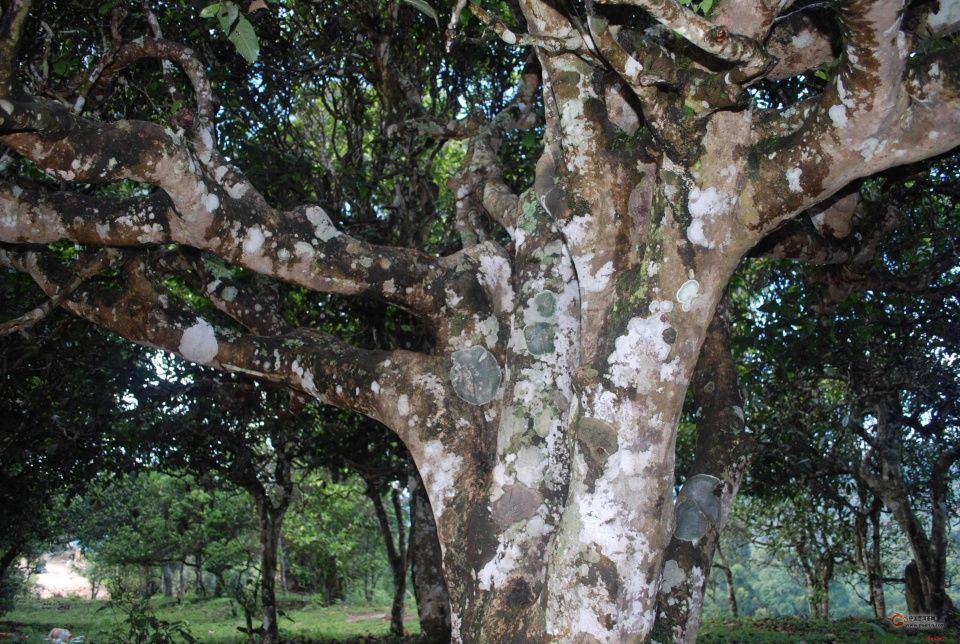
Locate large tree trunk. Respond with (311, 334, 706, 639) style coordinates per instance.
(2, 0, 959, 641)
(409, 472, 452, 643)
(651, 293, 752, 642)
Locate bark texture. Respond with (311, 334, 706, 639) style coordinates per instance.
(1, 0, 959, 641)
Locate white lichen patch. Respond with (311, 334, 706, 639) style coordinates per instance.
(421, 440, 462, 517)
(660, 560, 685, 594)
(478, 253, 515, 313)
(225, 181, 248, 200)
(607, 312, 672, 392)
(786, 167, 802, 193)
(306, 206, 340, 241)
(858, 137, 880, 160)
(179, 320, 218, 364)
(203, 193, 220, 212)
(675, 279, 700, 312)
(397, 394, 410, 417)
(579, 256, 615, 294)
(828, 104, 848, 128)
(686, 186, 735, 248)
(242, 225, 266, 255)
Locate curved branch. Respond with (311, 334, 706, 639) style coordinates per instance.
(744, 5, 960, 236)
(596, 0, 776, 81)
(0, 246, 445, 440)
(0, 105, 500, 334)
(0, 248, 116, 335)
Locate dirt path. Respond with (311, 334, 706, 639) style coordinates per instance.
(33, 552, 100, 599)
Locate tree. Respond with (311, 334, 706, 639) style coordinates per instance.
(2, 0, 959, 640)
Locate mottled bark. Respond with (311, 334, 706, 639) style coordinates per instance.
(652, 294, 751, 643)
(1, 0, 959, 640)
(410, 474, 452, 643)
(859, 402, 958, 621)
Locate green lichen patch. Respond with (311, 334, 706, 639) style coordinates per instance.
(449, 345, 502, 406)
(534, 291, 557, 318)
(524, 322, 557, 356)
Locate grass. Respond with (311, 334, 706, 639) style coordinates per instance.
(5, 600, 958, 642)
(0, 594, 419, 643)
(699, 615, 958, 642)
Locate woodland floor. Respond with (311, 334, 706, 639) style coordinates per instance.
(0, 595, 419, 643)
(1, 597, 957, 642)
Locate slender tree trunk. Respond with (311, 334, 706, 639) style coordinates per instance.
(866, 497, 886, 620)
(194, 553, 205, 597)
(177, 563, 184, 600)
(713, 563, 738, 617)
(0, 545, 20, 584)
(652, 294, 753, 642)
(161, 563, 174, 598)
(905, 560, 928, 614)
(409, 472, 452, 642)
(861, 402, 957, 620)
(929, 444, 960, 622)
(277, 536, 287, 594)
(853, 488, 886, 620)
(255, 495, 287, 644)
(213, 571, 225, 598)
(369, 483, 408, 638)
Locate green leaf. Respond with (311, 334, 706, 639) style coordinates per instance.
(814, 69, 829, 81)
(227, 14, 260, 64)
(199, 3, 221, 18)
(699, 0, 714, 14)
(401, 0, 439, 27)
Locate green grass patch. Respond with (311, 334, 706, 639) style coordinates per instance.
(1, 595, 419, 643)
(699, 615, 958, 642)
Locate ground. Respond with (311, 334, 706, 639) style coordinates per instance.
(1, 596, 419, 643)
(28, 551, 100, 600)
(3, 598, 956, 642)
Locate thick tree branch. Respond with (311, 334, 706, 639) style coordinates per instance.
(596, 0, 776, 81)
(746, 9, 960, 237)
(0, 0, 31, 95)
(0, 106, 502, 332)
(0, 248, 115, 335)
(452, 56, 540, 242)
(0, 246, 445, 439)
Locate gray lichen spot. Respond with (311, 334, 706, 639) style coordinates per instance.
(534, 291, 557, 317)
(679, 473, 722, 522)
(674, 500, 710, 541)
(524, 322, 556, 355)
(674, 473, 723, 541)
(449, 345, 502, 405)
(576, 417, 618, 491)
(660, 559, 685, 594)
(491, 483, 543, 527)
